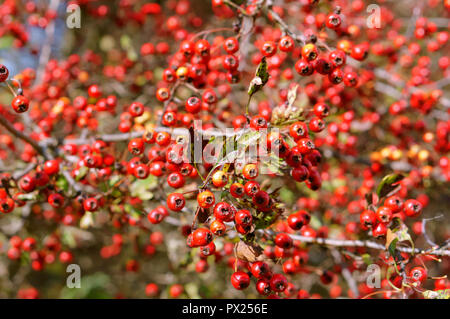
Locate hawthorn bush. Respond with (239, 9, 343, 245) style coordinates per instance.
(0, 0, 449, 299)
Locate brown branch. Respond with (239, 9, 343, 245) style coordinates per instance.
(0, 116, 47, 158)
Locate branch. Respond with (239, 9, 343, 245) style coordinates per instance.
(264, 230, 450, 257)
(421, 215, 444, 247)
(0, 116, 47, 158)
(330, 249, 359, 298)
(292, 234, 450, 256)
(267, 8, 306, 45)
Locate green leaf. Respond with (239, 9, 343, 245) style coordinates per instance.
(376, 173, 404, 198)
(254, 211, 278, 230)
(236, 130, 261, 147)
(130, 175, 157, 200)
(108, 175, 122, 187)
(386, 218, 414, 264)
(387, 237, 398, 260)
(61, 229, 77, 249)
(120, 35, 131, 50)
(75, 166, 89, 181)
(56, 175, 69, 193)
(248, 57, 269, 96)
(0, 36, 14, 49)
(185, 283, 199, 299)
(16, 192, 39, 201)
(279, 187, 294, 205)
(361, 254, 372, 265)
(124, 204, 143, 218)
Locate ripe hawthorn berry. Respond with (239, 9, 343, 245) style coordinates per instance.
(230, 182, 245, 198)
(242, 163, 258, 179)
(167, 172, 185, 188)
(22, 237, 36, 251)
(274, 233, 293, 249)
(297, 138, 315, 154)
(83, 197, 99, 212)
(231, 271, 250, 290)
(156, 87, 170, 102)
(185, 96, 201, 114)
(260, 41, 277, 57)
(192, 228, 213, 247)
(128, 138, 145, 155)
(244, 181, 260, 197)
(48, 193, 64, 208)
(360, 210, 376, 229)
(169, 284, 184, 298)
(11, 95, 29, 113)
(404, 199, 423, 217)
(129, 102, 144, 117)
(0, 64, 9, 82)
(376, 206, 393, 223)
(235, 209, 252, 225)
(384, 196, 403, 213)
(213, 201, 234, 222)
(372, 222, 387, 238)
(167, 193, 186, 212)
(210, 219, 226, 236)
(343, 72, 358, 87)
(295, 59, 314, 76)
(250, 261, 271, 279)
(88, 84, 102, 98)
(256, 279, 271, 295)
(409, 266, 427, 284)
(145, 283, 159, 297)
(199, 241, 216, 257)
(147, 209, 164, 224)
(223, 37, 239, 54)
(212, 170, 228, 188)
(326, 13, 341, 29)
(309, 117, 326, 132)
(195, 39, 210, 56)
(197, 190, 215, 208)
(19, 174, 36, 193)
(287, 210, 310, 230)
(0, 198, 15, 214)
(279, 35, 294, 52)
(301, 43, 318, 61)
(269, 274, 288, 292)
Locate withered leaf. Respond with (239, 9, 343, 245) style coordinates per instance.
(235, 240, 266, 262)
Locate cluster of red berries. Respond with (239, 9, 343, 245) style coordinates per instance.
(6, 234, 73, 271)
(360, 196, 423, 238)
(0, 0, 449, 299)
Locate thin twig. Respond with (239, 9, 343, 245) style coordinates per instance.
(421, 215, 444, 247)
(0, 116, 47, 158)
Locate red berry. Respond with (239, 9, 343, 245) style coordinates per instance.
(167, 193, 186, 212)
(0, 64, 9, 82)
(270, 274, 288, 292)
(197, 190, 215, 208)
(404, 199, 423, 217)
(83, 197, 99, 212)
(231, 271, 250, 290)
(192, 228, 213, 247)
(11, 95, 29, 113)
